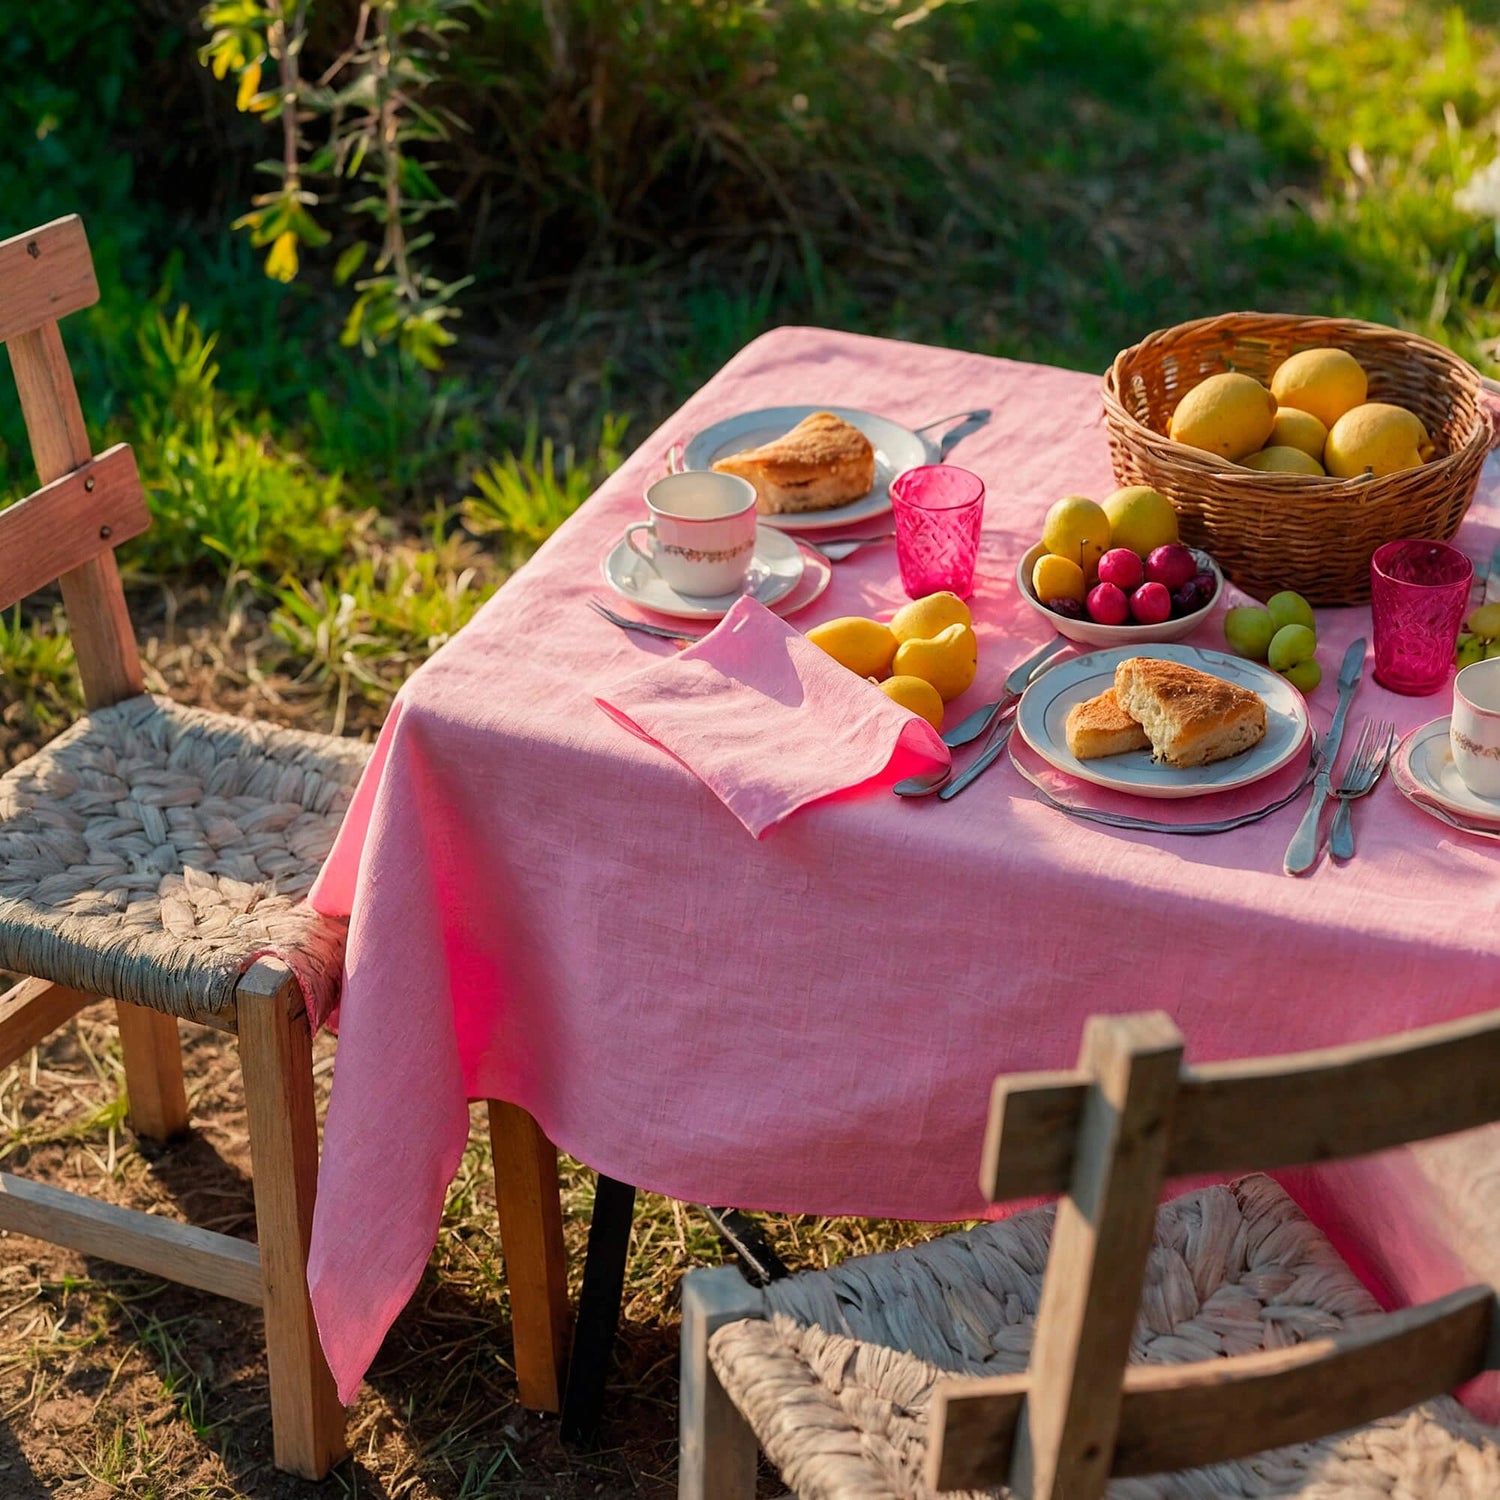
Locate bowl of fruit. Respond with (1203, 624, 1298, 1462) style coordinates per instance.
(1018, 488, 1223, 647)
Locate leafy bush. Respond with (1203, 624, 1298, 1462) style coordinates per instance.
(125, 307, 351, 581)
(462, 413, 628, 559)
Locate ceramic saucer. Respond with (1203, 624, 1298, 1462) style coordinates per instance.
(772, 542, 833, 618)
(601, 523, 804, 620)
(1392, 717, 1500, 826)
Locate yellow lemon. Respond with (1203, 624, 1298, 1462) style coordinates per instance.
(1240, 446, 1326, 476)
(889, 590, 971, 643)
(1269, 348, 1367, 429)
(1100, 486, 1178, 555)
(1324, 402, 1434, 479)
(1041, 495, 1111, 579)
(806, 616, 898, 678)
(879, 675, 945, 731)
(1267, 406, 1328, 461)
(1167, 372, 1277, 461)
(1032, 552, 1088, 604)
(891, 622, 978, 701)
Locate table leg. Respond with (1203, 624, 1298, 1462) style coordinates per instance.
(487, 1100, 570, 1412)
(560, 1173, 637, 1444)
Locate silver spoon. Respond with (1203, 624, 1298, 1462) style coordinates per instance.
(808, 532, 896, 561)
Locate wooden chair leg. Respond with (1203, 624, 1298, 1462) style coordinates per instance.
(237, 961, 346, 1479)
(488, 1100, 570, 1412)
(115, 1000, 188, 1142)
(678, 1265, 762, 1500)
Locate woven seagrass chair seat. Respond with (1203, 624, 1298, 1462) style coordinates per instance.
(707, 1175, 1500, 1499)
(0, 693, 370, 1025)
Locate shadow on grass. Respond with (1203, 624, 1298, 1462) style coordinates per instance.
(0, 1424, 55, 1499)
(58, 1129, 681, 1498)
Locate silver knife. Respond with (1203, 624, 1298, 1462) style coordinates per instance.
(1283, 636, 1366, 875)
(1485, 542, 1500, 605)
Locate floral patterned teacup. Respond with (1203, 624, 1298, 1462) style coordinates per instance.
(627, 471, 758, 597)
(1451, 657, 1500, 800)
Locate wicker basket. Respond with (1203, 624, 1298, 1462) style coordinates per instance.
(1102, 311, 1493, 605)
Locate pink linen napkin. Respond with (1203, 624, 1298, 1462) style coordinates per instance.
(595, 595, 948, 836)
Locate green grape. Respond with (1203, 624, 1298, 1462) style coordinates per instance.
(1268, 623, 1317, 672)
(1456, 633, 1485, 670)
(1224, 605, 1275, 661)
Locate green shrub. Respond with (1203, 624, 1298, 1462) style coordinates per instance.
(125, 307, 350, 581)
(462, 414, 629, 560)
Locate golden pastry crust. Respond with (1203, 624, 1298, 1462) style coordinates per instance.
(712, 411, 876, 515)
(1065, 688, 1152, 760)
(1113, 657, 1267, 769)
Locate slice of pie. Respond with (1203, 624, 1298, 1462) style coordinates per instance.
(1065, 688, 1152, 760)
(1113, 657, 1267, 769)
(711, 411, 876, 515)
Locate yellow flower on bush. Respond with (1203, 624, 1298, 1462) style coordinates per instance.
(265, 231, 299, 283)
(236, 60, 262, 112)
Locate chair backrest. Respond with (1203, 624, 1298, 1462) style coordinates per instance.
(925, 1008, 1500, 1499)
(1, 216, 147, 709)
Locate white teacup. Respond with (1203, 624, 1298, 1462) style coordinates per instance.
(627, 471, 759, 597)
(1451, 656, 1500, 800)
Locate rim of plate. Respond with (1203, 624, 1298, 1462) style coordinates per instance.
(1014, 643, 1311, 799)
(1394, 716, 1500, 825)
(681, 406, 937, 533)
(600, 523, 804, 621)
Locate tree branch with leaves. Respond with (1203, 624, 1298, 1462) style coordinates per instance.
(199, 0, 472, 367)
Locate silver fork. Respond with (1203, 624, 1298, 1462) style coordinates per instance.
(1329, 719, 1396, 861)
(587, 597, 703, 646)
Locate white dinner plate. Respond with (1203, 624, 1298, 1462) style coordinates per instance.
(1393, 717, 1500, 825)
(682, 406, 937, 532)
(601, 523, 804, 620)
(1015, 644, 1311, 799)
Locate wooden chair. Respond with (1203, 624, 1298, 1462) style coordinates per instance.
(0, 215, 369, 1478)
(680, 1008, 1500, 1498)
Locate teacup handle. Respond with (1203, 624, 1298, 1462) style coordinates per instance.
(625, 522, 658, 567)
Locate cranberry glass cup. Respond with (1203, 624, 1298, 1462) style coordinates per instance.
(1369, 539, 1474, 695)
(889, 464, 986, 600)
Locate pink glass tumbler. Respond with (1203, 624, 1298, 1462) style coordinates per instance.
(1369, 539, 1473, 695)
(889, 464, 986, 600)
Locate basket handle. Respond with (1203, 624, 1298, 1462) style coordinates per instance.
(1480, 377, 1500, 451)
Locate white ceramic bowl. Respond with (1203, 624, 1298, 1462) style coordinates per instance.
(1016, 542, 1224, 647)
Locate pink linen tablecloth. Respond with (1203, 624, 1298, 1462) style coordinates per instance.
(307, 327, 1500, 1410)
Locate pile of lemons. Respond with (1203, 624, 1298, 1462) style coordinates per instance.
(1168, 348, 1434, 479)
(805, 592, 977, 731)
